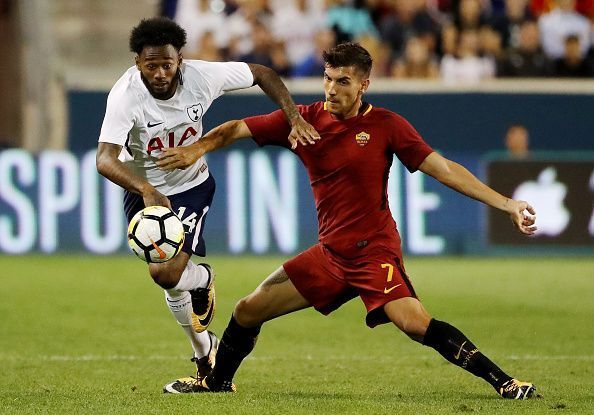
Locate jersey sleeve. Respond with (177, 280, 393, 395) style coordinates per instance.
(204, 61, 254, 99)
(388, 113, 434, 172)
(98, 82, 136, 146)
(244, 109, 293, 148)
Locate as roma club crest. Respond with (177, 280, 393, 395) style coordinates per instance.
(186, 103, 203, 122)
(355, 131, 370, 147)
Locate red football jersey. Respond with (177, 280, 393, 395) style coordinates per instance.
(244, 101, 434, 258)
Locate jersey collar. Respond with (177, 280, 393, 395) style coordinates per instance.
(323, 101, 373, 117)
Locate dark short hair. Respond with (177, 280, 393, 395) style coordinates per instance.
(129, 17, 187, 55)
(322, 42, 373, 78)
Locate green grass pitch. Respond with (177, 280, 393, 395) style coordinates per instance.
(0, 255, 592, 414)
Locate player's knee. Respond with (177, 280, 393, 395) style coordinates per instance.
(148, 255, 188, 289)
(395, 312, 431, 342)
(234, 295, 265, 328)
(385, 299, 432, 342)
(400, 319, 429, 341)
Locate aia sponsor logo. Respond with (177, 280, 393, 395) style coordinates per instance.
(146, 126, 197, 155)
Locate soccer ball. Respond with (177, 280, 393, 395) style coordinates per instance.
(127, 206, 185, 263)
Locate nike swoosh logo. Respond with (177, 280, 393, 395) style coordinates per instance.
(147, 121, 164, 128)
(148, 236, 167, 259)
(454, 341, 467, 360)
(383, 283, 402, 294)
(198, 291, 215, 327)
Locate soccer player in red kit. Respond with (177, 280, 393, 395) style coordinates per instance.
(157, 43, 538, 399)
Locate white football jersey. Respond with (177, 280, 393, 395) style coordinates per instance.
(99, 60, 254, 195)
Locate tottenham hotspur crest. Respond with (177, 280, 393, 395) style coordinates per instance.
(355, 131, 370, 147)
(186, 103, 203, 122)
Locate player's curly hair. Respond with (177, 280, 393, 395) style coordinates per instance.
(129, 17, 187, 54)
(323, 42, 373, 78)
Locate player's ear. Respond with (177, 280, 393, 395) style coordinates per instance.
(360, 79, 370, 94)
(178, 51, 183, 65)
(135, 55, 140, 70)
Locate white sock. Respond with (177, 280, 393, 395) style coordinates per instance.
(173, 261, 210, 292)
(164, 261, 212, 359)
(164, 290, 212, 358)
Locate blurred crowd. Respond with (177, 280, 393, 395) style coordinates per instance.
(165, 0, 594, 80)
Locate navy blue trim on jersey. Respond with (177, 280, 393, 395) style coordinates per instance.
(124, 174, 216, 257)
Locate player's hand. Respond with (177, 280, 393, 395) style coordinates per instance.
(506, 199, 537, 235)
(288, 115, 320, 150)
(157, 146, 204, 172)
(142, 186, 172, 210)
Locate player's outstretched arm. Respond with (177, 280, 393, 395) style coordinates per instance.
(96, 142, 171, 208)
(157, 120, 252, 172)
(248, 63, 320, 149)
(419, 152, 537, 235)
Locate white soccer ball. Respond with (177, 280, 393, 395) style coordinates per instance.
(127, 206, 185, 263)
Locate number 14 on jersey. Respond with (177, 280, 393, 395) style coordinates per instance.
(176, 207, 198, 233)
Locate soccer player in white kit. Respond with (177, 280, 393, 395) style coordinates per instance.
(95, 17, 319, 393)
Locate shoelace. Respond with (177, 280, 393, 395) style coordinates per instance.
(502, 380, 519, 393)
(501, 380, 533, 399)
(177, 377, 201, 393)
(190, 355, 214, 376)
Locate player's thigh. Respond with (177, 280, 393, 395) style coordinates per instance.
(168, 176, 216, 257)
(354, 253, 422, 328)
(234, 266, 311, 327)
(283, 244, 356, 316)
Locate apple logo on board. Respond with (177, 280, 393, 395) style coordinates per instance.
(512, 167, 569, 237)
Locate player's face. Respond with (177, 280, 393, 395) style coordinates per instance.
(323, 65, 369, 119)
(136, 45, 182, 100)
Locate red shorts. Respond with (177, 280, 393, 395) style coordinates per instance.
(283, 238, 417, 328)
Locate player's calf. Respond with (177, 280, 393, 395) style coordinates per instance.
(205, 314, 261, 389)
(189, 263, 216, 332)
(422, 319, 538, 397)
